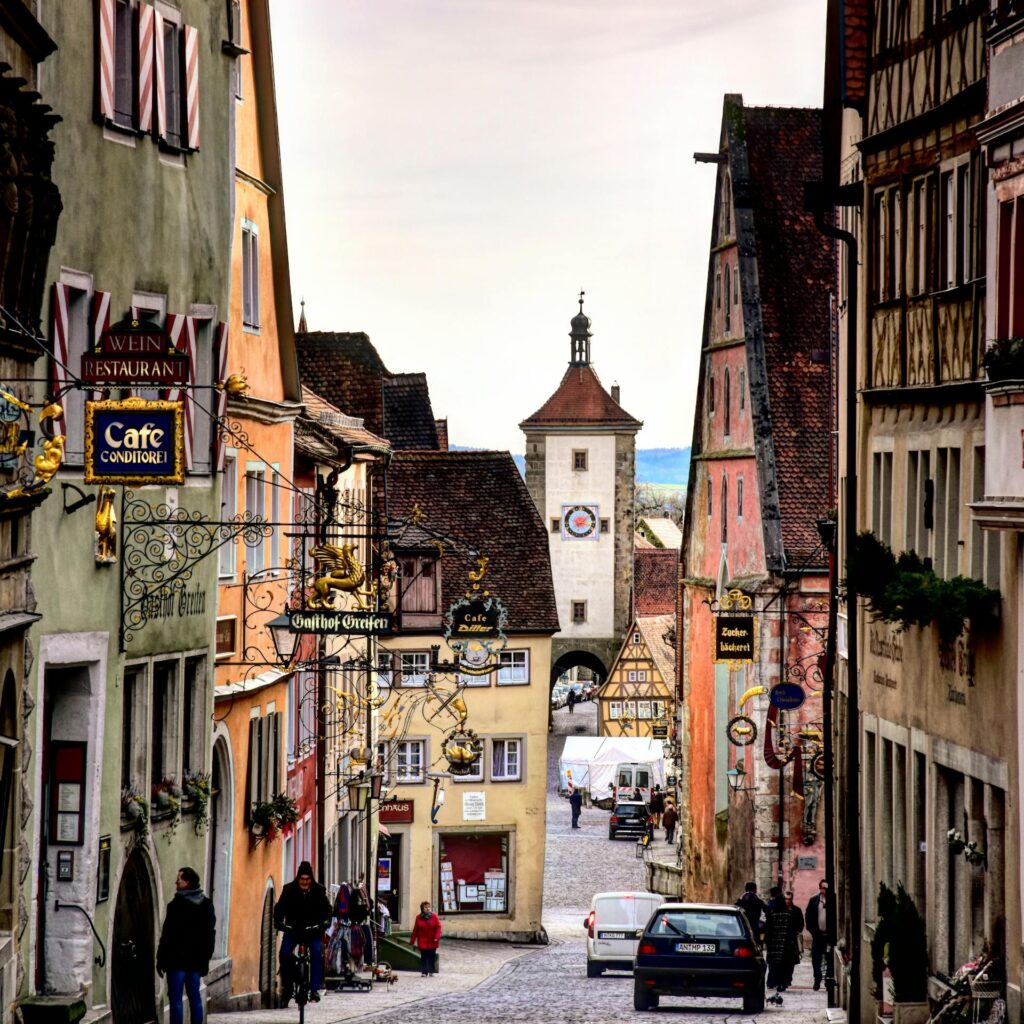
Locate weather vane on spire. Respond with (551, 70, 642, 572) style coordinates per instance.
(578, 289, 585, 312)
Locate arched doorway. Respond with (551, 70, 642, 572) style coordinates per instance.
(111, 846, 157, 1023)
(549, 650, 609, 732)
(258, 885, 276, 1008)
(206, 737, 232, 959)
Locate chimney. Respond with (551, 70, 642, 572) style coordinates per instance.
(611, 382, 620, 404)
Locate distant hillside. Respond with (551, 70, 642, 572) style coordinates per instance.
(636, 448, 690, 488)
(454, 447, 690, 488)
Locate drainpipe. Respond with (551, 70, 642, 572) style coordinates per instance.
(807, 184, 860, 1023)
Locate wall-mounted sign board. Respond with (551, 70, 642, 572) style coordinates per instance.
(84, 398, 184, 485)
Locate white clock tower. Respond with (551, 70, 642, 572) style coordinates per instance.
(520, 295, 643, 683)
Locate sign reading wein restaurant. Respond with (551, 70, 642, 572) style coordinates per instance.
(81, 318, 189, 385)
(714, 616, 756, 662)
(84, 398, 184, 485)
(287, 608, 393, 636)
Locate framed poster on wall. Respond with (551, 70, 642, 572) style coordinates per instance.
(48, 741, 86, 846)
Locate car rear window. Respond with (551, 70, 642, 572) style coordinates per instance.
(614, 804, 645, 815)
(648, 911, 745, 938)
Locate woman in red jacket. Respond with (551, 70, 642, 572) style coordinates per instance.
(409, 900, 442, 976)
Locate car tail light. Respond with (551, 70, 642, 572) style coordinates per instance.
(587, 912, 595, 938)
(734, 945, 755, 958)
(610, 815, 618, 824)
(638, 941, 657, 956)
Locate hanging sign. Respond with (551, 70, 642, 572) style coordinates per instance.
(714, 616, 756, 662)
(288, 608, 392, 636)
(769, 682, 806, 710)
(444, 556, 508, 674)
(84, 398, 184, 485)
(379, 800, 414, 824)
(82, 318, 188, 385)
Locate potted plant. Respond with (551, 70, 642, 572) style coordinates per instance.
(250, 800, 277, 840)
(964, 840, 986, 867)
(121, 787, 150, 839)
(183, 770, 212, 835)
(272, 792, 299, 832)
(947, 828, 967, 855)
(888, 884, 930, 1024)
(152, 783, 171, 811)
(983, 337, 1024, 382)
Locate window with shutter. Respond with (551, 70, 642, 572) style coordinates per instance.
(242, 221, 260, 329)
(113, 0, 134, 127)
(163, 20, 183, 148)
(247, 716, 260, 818)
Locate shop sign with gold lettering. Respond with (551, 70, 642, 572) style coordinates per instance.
(443, 555, 509, 675)
(81, 319, 188, 385)
(714, 616, 756, 662)
(84, 398, 184, 485)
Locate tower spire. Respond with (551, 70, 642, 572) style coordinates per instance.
(569, 290, 592, 367)
(297, 298, 307, 333)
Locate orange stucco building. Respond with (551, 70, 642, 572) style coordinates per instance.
(209, 0, 301, 1007)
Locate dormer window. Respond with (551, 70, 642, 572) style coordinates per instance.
(400, 556, 438, 613)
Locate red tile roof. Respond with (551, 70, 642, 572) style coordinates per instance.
(743, 106, 832, 566)
(382, 373, 440, 451)
(519, 364, 642, 430)
(635, 547, 679, 616)
(387, 451, 560, 634)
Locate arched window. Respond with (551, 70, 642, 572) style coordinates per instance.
(721, 477, 729, 543)
(722, 173, 732, 238)
(715, 268, 722, 309)
(708, 371, 715, 415)
(707, 476, 713, 518)
(737, 476, 745, 519)
(724, 369, 731, 437)
(724, 265, 732, 334)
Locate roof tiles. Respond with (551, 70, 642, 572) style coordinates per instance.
(520, 364, 642, 430)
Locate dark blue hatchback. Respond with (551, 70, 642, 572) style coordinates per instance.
(633, 903, 766, 1013)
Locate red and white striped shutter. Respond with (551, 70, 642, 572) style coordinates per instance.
(165, 313, 195, 471)
(214, 321, 229, 471)
(50, 284, 71, 436)
(137, 3, 155, 134)
(92, 291, 112, 348)
(153, 8, 166, 140)
(183, 25, 200, 151)
(96, 0, 116, 122)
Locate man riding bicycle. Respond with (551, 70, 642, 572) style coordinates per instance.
(274, 861, 333, 1006)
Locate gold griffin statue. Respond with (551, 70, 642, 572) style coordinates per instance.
(309, 542, 373, 609)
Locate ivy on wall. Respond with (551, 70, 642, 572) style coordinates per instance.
(844, 531, 999, 644)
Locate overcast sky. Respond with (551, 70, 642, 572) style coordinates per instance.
(270, 1, 826, 454)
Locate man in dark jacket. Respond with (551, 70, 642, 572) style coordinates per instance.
(274, 861, 333, 1005)
(804, 878, 835, 991)
(735, 881, 766, 943)
(569, 787, 583, 828)
(662, 801, 679, 843)
(156, 866, 216, 1024)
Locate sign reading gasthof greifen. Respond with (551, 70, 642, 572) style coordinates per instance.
(84, 398, 184, 485)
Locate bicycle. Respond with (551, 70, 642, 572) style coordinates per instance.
(280, 926, 322, 1022)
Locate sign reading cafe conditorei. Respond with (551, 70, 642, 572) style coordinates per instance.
(84, 398, 184, 486)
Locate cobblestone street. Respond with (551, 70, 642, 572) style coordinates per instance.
(214, 700, 835, 1023)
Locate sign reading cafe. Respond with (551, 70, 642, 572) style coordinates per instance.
(85, 398, 184, 486)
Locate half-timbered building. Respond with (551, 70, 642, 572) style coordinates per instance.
(597, 616, 675, 739)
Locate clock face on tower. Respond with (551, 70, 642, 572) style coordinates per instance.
(561, 504, 599, 540)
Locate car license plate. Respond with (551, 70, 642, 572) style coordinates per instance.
(599, 931, 627, 939)
(676, 942, 716, 953)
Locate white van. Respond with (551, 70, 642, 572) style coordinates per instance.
(612, 762, 653, 805)
(584, 890, 663, 976)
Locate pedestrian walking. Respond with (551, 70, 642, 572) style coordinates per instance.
(156, 866, 216, 1024)
(662, 800, 678, 843)
(649, 785, 665, 828)
(735, 881, 766, 944)
(804, 878, 835, 991)
(764, 885, 800, 999)
(779, 891, 805, 990)
(409, 900, 442, 976)
(566, 688, 577, 714)
(569, 787, 583, 828)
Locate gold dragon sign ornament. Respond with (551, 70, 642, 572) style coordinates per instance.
(2, 399, 66, 499)
(308, 542, 378, 610)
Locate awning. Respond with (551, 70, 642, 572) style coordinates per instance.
(378, 822, 390, 836)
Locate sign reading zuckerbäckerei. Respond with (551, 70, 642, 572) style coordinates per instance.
(714, 616, 756, 662)
(84, 398, 184, 485)
(287, 608, 393, 636)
